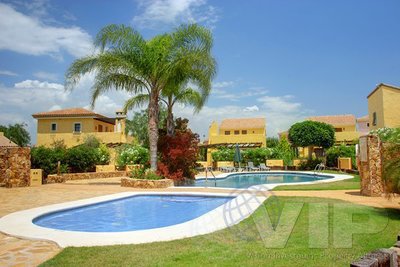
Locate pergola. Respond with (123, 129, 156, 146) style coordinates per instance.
(198, 142, 263, 149)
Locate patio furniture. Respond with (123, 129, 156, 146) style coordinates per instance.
(220, 166, 235, 172)
(259, 163, 271, 171)
(247, 162, 260, 171)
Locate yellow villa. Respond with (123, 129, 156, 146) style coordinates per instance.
(367, 83, 400, 130)
(32, 108, 133, 147)
(204, 117, 266, 165)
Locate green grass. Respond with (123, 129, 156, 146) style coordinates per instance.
(272, 171, 360, 191)
(41, 196, 399, 267)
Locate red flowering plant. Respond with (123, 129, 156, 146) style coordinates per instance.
(157, 118, 200, 183)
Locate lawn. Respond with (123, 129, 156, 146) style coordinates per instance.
(272, 171, 360, 191)
(41, 196, 399, 267)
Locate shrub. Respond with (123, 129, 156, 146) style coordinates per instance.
(31, 146, 68, 177)
(211, 147, 235, 161)
(326, 145, 356, 169)
(242, 148, 271, 165)
(266, 137, 279, 148)
(383, 143, 400, 194)
(116, 144, 149, 167)
(131, 167, 162, 180)
(370, 127, 400, 143)
(97, 143, 111, 165)
(274, 137, 295, 166)
(158, 125, 199, 181)
(66, 145, 100, 173)
(298, 158, 323, 170)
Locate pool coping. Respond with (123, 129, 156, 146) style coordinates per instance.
(184, 171, 354, 191)
(0, 191, 266, 247)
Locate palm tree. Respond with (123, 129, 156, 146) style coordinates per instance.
(124, 82, 204, 136)
(66, 24, 216, 170)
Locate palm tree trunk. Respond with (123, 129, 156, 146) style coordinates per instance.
(148, 91, 159, 170)
(166, 104, 174, 136)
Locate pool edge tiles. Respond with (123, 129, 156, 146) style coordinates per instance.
(0, 191, 266, 247)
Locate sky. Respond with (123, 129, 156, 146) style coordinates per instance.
(1, 0, 400, 144)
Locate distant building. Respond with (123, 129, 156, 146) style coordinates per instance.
(0, 132, 18, 147)
(367, 83, 400, 130)
(32, 108, 133, 147)
(205, 118, 266, 164)
(356, 115, 370, 135)
(307, 114, 361, 145)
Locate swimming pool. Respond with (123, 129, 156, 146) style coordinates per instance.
(0, 192, 266, 247)
(188, 172, 333, 188)
(33, 195, 234, 232)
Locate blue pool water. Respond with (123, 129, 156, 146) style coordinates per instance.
(33, 195, 233, 232)
(189, 172, 331, 188)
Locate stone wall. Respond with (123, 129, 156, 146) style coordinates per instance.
(121, 178, 174, 188)
(0, 147, 31, 188)
(47, 171, 126, 183)
(357, 135, 384, 196)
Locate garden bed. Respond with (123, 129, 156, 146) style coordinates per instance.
(121, 178, 174, 188)
(47, 171, 126, 183)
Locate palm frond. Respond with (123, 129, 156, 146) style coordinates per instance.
(123, 94, 150, 113)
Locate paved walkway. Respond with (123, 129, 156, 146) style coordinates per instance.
(0, 183, 399, 266)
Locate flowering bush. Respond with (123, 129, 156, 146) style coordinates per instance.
(116, 144, 149, 167)
(97, 144, 111, 165)
(370, 128, 400, 143)
(211, 147, 235, 161)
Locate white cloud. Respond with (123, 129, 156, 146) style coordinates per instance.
(213, 81, 234, 88)
(212, 86, 268, 101)
(132, 0, 219, 29)
(0, 3, 93, 59)
(33, 71, 59, 81)
(0, 70, 18, 76)
(243, 105, 259, 112)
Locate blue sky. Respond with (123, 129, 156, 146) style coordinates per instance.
(1, 0, 400, 144)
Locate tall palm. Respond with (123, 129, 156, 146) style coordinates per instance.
(124, 83, 204, 136)
(66, 24, 216, 170)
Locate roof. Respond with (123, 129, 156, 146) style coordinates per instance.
(367, 83, 400, 98)
(219, 118, 266, 130)
(32, 108, 107, 119)
(307, 114, 356, 127)
(0, 133, 18, 147)
(356, 115, 369, 122)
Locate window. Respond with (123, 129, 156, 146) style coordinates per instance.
(105, 126, 108, 132)
(367, 123, 370, 127)
(372, 112, 377, 126)
(74, 123, 82, 133)
(98, 125, 103, 132)
(51, 123, 57, 132)
(234, 130, 239, 135)
(334, 128, 343, 132)
(242, 130, 247, 135)
(224, 131, 230, 135)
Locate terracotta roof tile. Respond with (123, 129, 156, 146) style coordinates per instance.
(357, 115, 369, 122)
(0, 133, 18, 147)
(219, 118, 265, 130)
(32, 108, 107, 118)
(307, 114, 356, 127)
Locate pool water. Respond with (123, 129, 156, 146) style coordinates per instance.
(33, 195, 233, 232)
(190, 172, 331, 188)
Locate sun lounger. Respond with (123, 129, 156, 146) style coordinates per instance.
(259, 163, 271, 171)
(247, 162, 260, 171)
(220, 166, 235, 172)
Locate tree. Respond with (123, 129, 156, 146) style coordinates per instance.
(124, 83, 204, 136)
(0, 123, 30, 147)
(288, 120, 335, 159)
(66, 24, 216, 170)
(125, 108, 167, 148)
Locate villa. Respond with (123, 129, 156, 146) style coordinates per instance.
(368, 83, 400, 130)
(32, 108, 133, 147)
(203, 118, 266, 165)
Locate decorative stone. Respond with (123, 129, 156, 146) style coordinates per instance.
(121, 178, 174, 188)
(0, 147, 30, 188)
(351, 249, 397, 267)
(47, 171, 126, 183)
